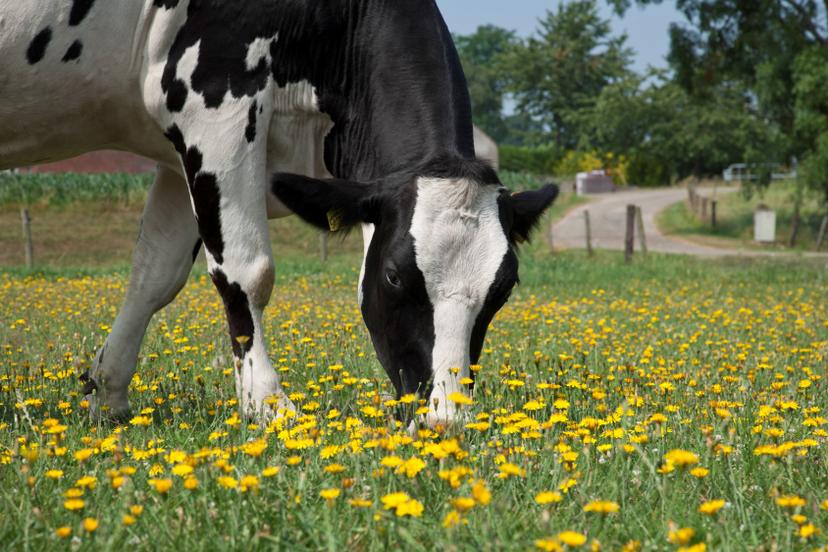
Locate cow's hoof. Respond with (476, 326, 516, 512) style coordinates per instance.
(85, 392, 131, 425)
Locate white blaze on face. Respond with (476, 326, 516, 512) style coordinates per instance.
(358, 223, 375, 306)
(409, 177, 509, 426)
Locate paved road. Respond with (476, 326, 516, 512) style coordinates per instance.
(550, 187, 826, 257)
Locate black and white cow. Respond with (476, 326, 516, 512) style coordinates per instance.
(0, 1, 558, 429)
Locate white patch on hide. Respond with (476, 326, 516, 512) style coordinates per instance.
(245, 35, 277, 71)
(409, 177, 508, 425)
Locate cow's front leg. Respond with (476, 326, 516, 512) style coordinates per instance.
(166, 122, 294, 421)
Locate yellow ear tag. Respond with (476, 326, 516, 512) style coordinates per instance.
(326, 210, 343, 232)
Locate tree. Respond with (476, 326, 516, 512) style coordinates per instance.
(608, 0, 828, 197)
(794, 45, 828, 203)
(584, 71, 783, 184)
(454, 25, 522, 144)
(504, 0, 633, 149)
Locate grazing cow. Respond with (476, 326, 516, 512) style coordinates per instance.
(0, 0, 558, 429)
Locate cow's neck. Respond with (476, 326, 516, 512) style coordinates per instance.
(314, 1, 475, 182)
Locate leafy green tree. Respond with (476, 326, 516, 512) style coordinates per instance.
(584, 71, 783, 184)
(504, 0, 633, 149)
(608, 0, 828, 197)
(794, 45, 828, 203)
(454, 25, 521, 144)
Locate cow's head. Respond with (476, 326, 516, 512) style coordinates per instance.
(272, 159, 557, 429)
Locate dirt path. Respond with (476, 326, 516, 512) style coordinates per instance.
(550, 187, 826, 258)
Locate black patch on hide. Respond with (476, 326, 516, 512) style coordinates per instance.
(69, 0, 96, 26)
(210, 268, 255, 358)
(26, 28, 52, 64)
(245, 101, 257, 143)
(62, 40, 83, 62)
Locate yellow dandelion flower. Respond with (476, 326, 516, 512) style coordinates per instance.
(217, 476, 239, 489)
(583, 500, 619, 514)
(668, 527, 695, 545)
(147, 478, 171, 494)
(443, 510, 463, 528)
(471, 480, 491, 506)
(535, 537, 563, 551)
(394, 498, 424, 517)
(262, 466, 280, 478)
(381, 492, 410, 510)
(172, 464, 193, 477)
(798, 523, 817, 538)
(689, 467, 709, 478)
(63, 499, 85, 511)
(122, 514, 136, 526)
(447, 392, 473, 406)
(776, 495, 806, 508)
(698, 499, 726, 515)
(240, 475, 259, 492)
(498, 462, 526, 478)
(82, 518, 98, 532)
(451, 497, 475, 512)
(320, 488, 341, 501)
(558, 531, 587, 547)
(55, 526, 72, 538)
(536, 491, 563, 505)
(663, 449, 699, 467)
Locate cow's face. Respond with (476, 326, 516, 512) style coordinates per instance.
(272, 163, 557, 428)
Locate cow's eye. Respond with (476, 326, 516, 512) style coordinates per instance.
(385, 270, 402, 288)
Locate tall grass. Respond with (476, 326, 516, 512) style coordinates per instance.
(0, 172, 153, 207)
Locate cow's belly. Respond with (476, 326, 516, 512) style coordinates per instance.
(0, 1, 165, 169)
(264, 82, 334, 219)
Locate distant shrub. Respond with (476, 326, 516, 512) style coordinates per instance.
(625, 154, 671, 187)
(499, 144, 563, 175)
(555, 151, 630, 185)
(498, 171, 547, 191)
(0, 172, 153, 207)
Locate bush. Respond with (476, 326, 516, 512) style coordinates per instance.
(625, 154, 671, 187)
(498, 171, 547, 191)
(499, 144, 563, 175)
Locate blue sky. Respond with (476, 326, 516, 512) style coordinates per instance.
(437, 0, 684, 73)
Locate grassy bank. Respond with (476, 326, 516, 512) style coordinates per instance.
(657, 182, 827, 251)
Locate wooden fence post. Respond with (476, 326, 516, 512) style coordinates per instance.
(711, 200, 717, 229)
(635, 206, 648, 256)
(21, 208, 33, 268)
(700, 197, 708, 220)
(583, 210, 593, 257)
(625, 204, 636, 263)
(816, 215, 828, 251)
(788, 204, 801, 248)
(319, 231, 329, 263)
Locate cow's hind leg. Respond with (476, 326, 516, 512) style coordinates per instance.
(85, 166, 199, 421)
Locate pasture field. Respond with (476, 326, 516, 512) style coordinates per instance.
(0, 174, 826, 550)
(1, 248, 827, 551)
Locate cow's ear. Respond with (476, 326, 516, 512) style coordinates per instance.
(271, 173, 381, 231)
(508, 183, 559, 244)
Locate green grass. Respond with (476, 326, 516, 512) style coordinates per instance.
(1, 174, 827, 550)
(657, 182, 827, 251)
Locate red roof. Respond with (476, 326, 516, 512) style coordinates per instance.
(24, 151, 156, 174)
